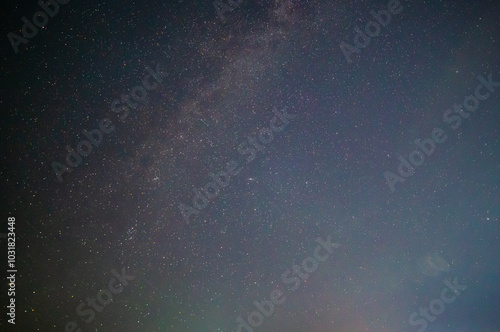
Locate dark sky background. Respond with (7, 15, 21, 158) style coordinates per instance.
(1, 0, 499, 331)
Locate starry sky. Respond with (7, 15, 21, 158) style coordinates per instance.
(1, 0, 500, 331)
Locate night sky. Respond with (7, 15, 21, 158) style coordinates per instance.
(1, 0, 500, 331)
